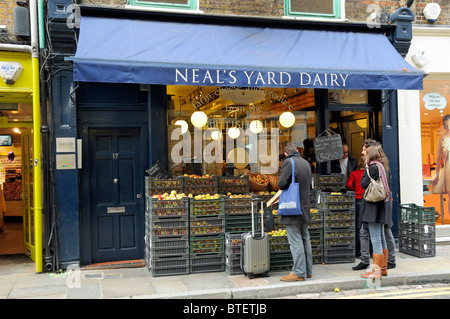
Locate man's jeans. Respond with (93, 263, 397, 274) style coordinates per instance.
(286, 223, 313, 277)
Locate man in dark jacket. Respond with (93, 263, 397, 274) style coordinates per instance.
(331, 143, 358, 184)
(277, 142, 312, 281)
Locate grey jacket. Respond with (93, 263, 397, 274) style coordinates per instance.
(277, 152, 312, 225)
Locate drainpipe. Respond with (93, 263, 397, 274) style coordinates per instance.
(0, 44, 32, 53)
(29, 0, 44, 273)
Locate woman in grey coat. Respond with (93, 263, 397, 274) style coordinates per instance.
(277, 142, 313, 281)
(359, 144, 392, 280)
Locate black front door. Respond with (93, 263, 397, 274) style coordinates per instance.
(88, 127, 143, 263)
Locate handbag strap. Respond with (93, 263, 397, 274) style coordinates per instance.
(290, 158, 295, 183)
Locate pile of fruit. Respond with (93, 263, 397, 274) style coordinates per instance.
(151, 190, 188, 200)
(267, 229, 287, 237)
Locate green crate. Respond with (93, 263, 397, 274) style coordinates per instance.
(400, 204, 436, 224)
(218, 175, 250, 194)
(145, 176, 183, 196)
(190, 197, 224, 217)
(190, 234, 224, 254)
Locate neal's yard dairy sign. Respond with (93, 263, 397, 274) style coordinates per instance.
(174, 68, 349, 88)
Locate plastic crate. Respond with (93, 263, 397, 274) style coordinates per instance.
(325, 228, 355, 247)
(399, 222, 436, 241)
(148, 197, 189, 218)
(269, 235, 290, 253)
(399, 236, 436, 258)
(323, 253, 355, 264)
(324, 209, 355, 222)
(399, 204, 436, 224)
(150, 255, 190, 277)
(224, 214, 258, 233)
(316, 191, 355, 210)
(150, 216, 189, 237)
(218, 175, 250, 194)
(149, 235, 189, 257)
(190, 197, 224, 217)
(224, 195, 253, 215)
(225, 253, 243, 275)
(190, 215, 225, 236)
(189, 253, 225, 273)
(145, 176, 183, 196)
(269, 252, 292, 271)
(190, 234, 224, 254)
(225, 233, 242, 255)
(313, 174, 346, 191)
(309, 229, 324, 246)
(183, 175, 218, 195)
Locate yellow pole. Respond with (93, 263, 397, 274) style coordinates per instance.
(30, 0, 42, 273)
(31, 56, 43, 273)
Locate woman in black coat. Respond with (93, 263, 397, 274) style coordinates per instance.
(359, 144, 391, 280)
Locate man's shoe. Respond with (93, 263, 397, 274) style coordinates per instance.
(387, 262, 396, 269)
(352, 262, 370, 271)
(280, 272, 305, 282)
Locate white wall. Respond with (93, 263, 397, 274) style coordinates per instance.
(398, 89, 423, 205)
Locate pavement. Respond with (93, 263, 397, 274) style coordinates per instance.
(2, 243, 450, 300)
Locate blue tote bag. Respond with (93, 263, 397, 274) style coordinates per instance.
(278, 158, 303, 216)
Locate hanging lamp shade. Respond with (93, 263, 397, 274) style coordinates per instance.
(191, 111, 208, 128)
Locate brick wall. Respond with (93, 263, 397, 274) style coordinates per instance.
(0, 0, 17, 43)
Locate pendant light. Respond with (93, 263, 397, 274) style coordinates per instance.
(249, 120, 263, 134)
(191, 110, 208, 128)
(279, 111, 295, 128)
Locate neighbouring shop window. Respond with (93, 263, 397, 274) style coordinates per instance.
(421, 80, 450, 225)
(129, 0, 197, 10)
(285, 0, 341, 19)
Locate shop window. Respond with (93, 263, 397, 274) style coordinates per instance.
(421, 80, 450, 224)
(128, 0, 197, 10)
(285, 0, 341, 19)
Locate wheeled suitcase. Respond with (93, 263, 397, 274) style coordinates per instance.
(240, 198, 270, 279)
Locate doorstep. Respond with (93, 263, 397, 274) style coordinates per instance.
(81, 259, 146, 270)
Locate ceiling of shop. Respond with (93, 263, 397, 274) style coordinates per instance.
(0, 103, 33, 138)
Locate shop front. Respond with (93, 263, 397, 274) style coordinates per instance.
(56, 7, 423, 268)
(0, 49, 42, 272)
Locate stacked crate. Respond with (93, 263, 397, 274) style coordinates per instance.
(309, 208, 324, 264)
(189, 195, 226, 273)
(267, 229, 292, 271)
(399, 204, 436, 258)
(145, 192, 190, 277)
(312, 174, 346, 192)
(317, 191, 356, 264)
(218, 175, 250, 195)
(223, 194, 255, 275)
(225, 232, 243, 275)
(183, 175, 218, 196)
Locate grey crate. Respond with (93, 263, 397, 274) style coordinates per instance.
(150, 255, 189, 277)
(189, 253, 225, 273)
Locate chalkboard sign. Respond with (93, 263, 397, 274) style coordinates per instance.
(146, 160, 170, 179)
(313, 134, 343, 163)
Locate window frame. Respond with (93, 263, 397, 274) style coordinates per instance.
(284, 0, 341, 19)
(128, 0, 197, 11)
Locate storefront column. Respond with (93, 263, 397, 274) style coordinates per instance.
(398, 89, 423, 206)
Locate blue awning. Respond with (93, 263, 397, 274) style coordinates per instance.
(73, 16, 423, 90)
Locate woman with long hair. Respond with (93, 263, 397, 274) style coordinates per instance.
(359, 144, 391, 280)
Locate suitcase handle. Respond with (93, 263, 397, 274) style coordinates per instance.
(251, 198, 264, 238)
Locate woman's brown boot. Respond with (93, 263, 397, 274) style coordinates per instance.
(360, 254, 383, 280)
(381, 249, 388, 276)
